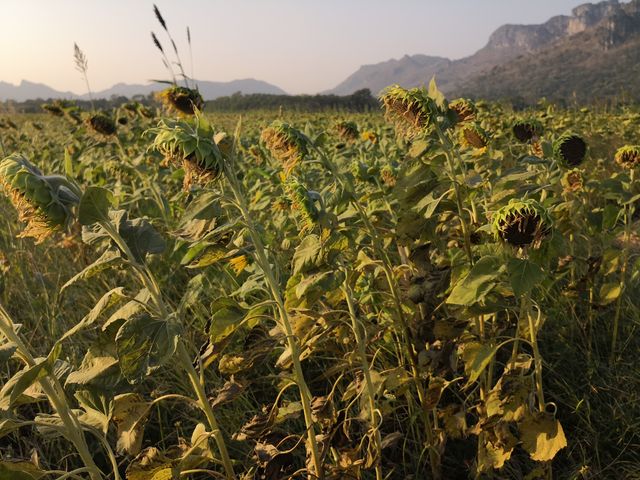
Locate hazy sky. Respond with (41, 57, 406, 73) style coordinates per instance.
(1, 0, 597, 94)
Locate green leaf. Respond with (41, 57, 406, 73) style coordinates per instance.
(115, 315, 181, 384)
(117, 214, 166, 262)
(59, 287, 126, 343)
(507, 258, 545, 297)
(66, 343, 119, 389)
(460, 342, 500, 385)
(61, 249, 121, 291)
(0, 342, 17, 363)
(447, 256, 504, 306)
(599, 282, 622, 305)
(208, 298, 248, 344)
(292, 234, 322, 275)
(0, 460, 45, 480)
(0, 359, 48, 410)
(78, 186, 113, 225)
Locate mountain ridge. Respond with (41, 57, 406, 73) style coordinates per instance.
(328, 0, 639, 102)
(0, 78, 287, 102)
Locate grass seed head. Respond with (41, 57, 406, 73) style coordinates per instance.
(0, 154, 79, 243)
(157, 86, 204, 115)
(554, 133, 587, 167)
(260, 121, 309, 175)
(380, 85, 437, 138)
(614, 145, 640, 169)
(492, 198, 552, 249)
(512, 119, 543, 143)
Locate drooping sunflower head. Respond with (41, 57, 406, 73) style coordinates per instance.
(157, 86, 204, 115)
(147, 115, 223, 189)
(42, 103, 64, 117)
(460, 123, 490, 149)
(512, 119, 543, 143)
(260, 121, 310, 175)
(334, 121, 359, 142)
(560, 168, 584, 193)
(492, 198, 552, 249)
(0, 154, 79, 243)
(448, 98, 477, 124)
(85, 112, 117, 137)
(614, 145, 640, 169)
(554, 133, 587, 167)
(281, 175, 319, 234)
(380, 85, 437, 138)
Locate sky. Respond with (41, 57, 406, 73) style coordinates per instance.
(0, 0, 599, 94)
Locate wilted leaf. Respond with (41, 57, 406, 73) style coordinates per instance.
(520, 413, 567, 462)
(115, 314, 181, 384)
(460, 342, 500, 385)
(599, 282, 621, 305)
(447, 256, 503, 305)
(210, 377, 245, 408)
(112, 393, 151, 456)
(0, 359, 48, 410)
(0, 460, 44, 480)
(292, 234, 323, 275)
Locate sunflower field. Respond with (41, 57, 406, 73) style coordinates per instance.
(0, 78, 639, 480)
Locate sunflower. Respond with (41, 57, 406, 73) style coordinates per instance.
(512, 119, 543, 143)
(554, 133, 587, 167)
(157, 86, 204, 115)
(449, 98, 477, 124)
(614, 145, 640, 169)
(461, 123, 490, 149)
(85, 112, 117, 136)
(335, 121, 359, 142)
(260, 121, 310, 176)
(380, 85, 438, 138)
(0, 154, 79, 243)
(492, 199, 552, 249)
(146, 115, 223, 189)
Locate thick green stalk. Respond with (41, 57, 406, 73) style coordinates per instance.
(0, 307, 103, 480)
(316, 148, 441, 478)
(610, 167, 634, 364)
(97, 223, 235, 479)
(225, 166, 323, 480)
(342, 279, 383, 480)
(177, 342, 236, 479)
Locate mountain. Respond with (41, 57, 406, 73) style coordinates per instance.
(88, 79, 287, 100)
(0, 78, 286, 102)
(328, 0, 640, 102)
(0, 80, 77, 102)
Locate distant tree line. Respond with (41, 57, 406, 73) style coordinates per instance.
(0, 94, 158, 114)
(205, 89, 379, 112)
(1, 89, 380, 114)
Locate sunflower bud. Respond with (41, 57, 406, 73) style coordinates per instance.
(146, 116, 223, 189)
(380, 85, 438, 138)
(460, 123, 490, 149)
(85, 112, 117, 136)
(334, 121, 359, 142)
(157, 86, 204, 115)
(260, 122, 310, 176)
(492, 199, 552, 249)
(512, 119, 543, 143)
(0, 154, 79, 243)
(614, 145, 640, 169)
(554, 133, 587, 167)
